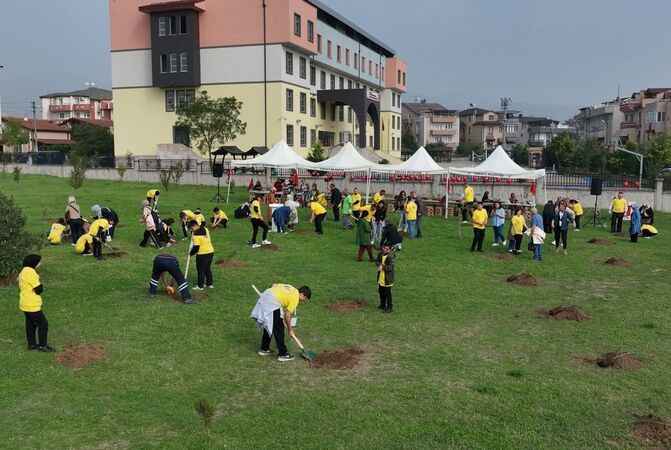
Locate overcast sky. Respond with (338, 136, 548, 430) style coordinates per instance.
(1, 0, 671, 120)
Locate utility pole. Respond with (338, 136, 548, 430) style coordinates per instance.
(0, 65, 4, 129)
(32, 100, 37, 152)
(500, 97, 512, 149)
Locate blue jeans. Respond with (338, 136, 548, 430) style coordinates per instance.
(407, 220, 417, 239)
(533, 244, 542, 261)
(398, 212, 407, 231)
(493, 225, 505, 244)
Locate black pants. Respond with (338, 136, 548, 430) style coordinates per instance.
(611, 212, 624, 233)
(543, 220, 553, 234)
(261, 309, 288, 356)
(150, 257, 191, 301)
(555, 228, 568, 249)
(196, 253, 214, 288)
(514, 234, 523, 253)
(251, 218, 268, 243)
(181, 221, 189, 238)
(24, 311, 48, 348)
(378, 285, 393, 311)
(140, 229, 161, 248)
(108, 225, 116, 239)
(93, 232, 104, 259)
(471, 228, 485, 251)
(68, 219, 83, 244)
(630, 233, 639, 243)
(315, 213, 326, 234)
(575, 215, 582, 230)
(332, 206, 340, 222)
(462, 202, 473, 221)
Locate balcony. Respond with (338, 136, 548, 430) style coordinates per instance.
(101, 101, 113, 110)
(73, 104, 91, 112)
(49, 104, 72, 113)
(620, 122, 640, 129)
(430, 115, 456, 123)
(620, 101, 641, 113)
(430, 129, 456, 136)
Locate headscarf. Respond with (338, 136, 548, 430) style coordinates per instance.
(23, 254, 42, 269)
(91, 204, 102, 218)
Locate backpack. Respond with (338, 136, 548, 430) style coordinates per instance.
(235, 203, 250, 219)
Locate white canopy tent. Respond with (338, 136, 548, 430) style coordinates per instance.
(376, 146, 447, 174)
(312, 142, 380, 171)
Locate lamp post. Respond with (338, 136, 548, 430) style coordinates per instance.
(0, 65, 4, 127)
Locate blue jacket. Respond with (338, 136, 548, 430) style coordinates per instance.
(553, 210, 573, 231)
(532, 213, 543, 229)
(492, 208, 506, 227)
(630, 208, 641, 235)
(272, 206, 291, 222)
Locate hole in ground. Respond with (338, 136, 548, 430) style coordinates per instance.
(604, 257, 631, 267)
(588, 238, 613, 245)
(506, 272, 538, 286)
(55, 343, 106, 369)
(632, 414, 671, 447)
(326, 300, 368, 313)
(311, 347, 364, 370)
(216, 259, 248, 268)
(537, 305, 591, 321)
(260, 244, 280, 252)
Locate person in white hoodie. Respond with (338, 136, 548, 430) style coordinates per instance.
(284, 194, 300, 231)
(527, 208, 546, 262)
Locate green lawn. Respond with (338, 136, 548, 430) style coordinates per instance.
(1, 174, 670, 450)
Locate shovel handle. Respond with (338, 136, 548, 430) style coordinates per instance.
(252, 285, 261, 296)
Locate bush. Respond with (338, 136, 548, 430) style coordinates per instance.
(69, 155, 88, 190)
(13, 166, 21, 183)
(0, 192, 41, 282)
(159, 170, 172, 191)
(171, 162, 186, 185)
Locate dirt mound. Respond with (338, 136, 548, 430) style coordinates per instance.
(596, 352, 642, 370)
(311, 347, 364, 370)
(632, 414, 671, 447)
(492, 253, 513, 261)
(104, 251, 128, 259)
(605, 257, 631, 267)
(326, 300, 367, 313)
(538, 305, 591, 321)
(506, 272, 538, 286)
(260, 244, 280, 252)
(216, 259, 248, 268)
(55, 344, 106, 369)
(588, 238, 613, 245)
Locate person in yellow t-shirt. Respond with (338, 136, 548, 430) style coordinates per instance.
(405, 198, 418, 239)
(146, 189, 160, 210)
(75, 233, 94, 255)
(193, 209, 206, 226)
(18, 254, 54, 352)
(462, 184, 475, 223)
(360, 204, 374, 223)
(47, 219, 66, 245)
(569, 199, 584, 231)
(373, 189, 386, 206)
(189, 220, 215, 290)
(249, 194, 271, 248)
(470, 202, 489, 252)
(377, 245, 396, 313)
(88, 218, 110, 260)
(251, 284, 312, 362)
(179, 209, 197, 239)
(609, 191, 628, 233)
(509, 208, 527, 255)
(211, 207, 229, 229)
(350, 188, 362, 214)
(309, 201, 327, 235)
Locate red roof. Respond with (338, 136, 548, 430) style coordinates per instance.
(60, 118, 113, 129)
(139, 0, 204, 13)
(2, 116, 68, 133)
(37, 138, 75, 145)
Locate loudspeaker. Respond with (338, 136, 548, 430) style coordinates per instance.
(212, 163, 224, 178)
(590, 178, 602, 196)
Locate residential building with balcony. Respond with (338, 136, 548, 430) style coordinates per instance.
(402, 101, 459, 150)
(1, 117, 72, 152)
(459, 107, 503, 149)
(109, 0, 408, 158)
(619, 88, 671, 145)
(573, 98, 625, 146)
(40, 87, 113, 122)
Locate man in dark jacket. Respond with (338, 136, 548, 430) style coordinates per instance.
(542, 200, 554, 234)
(329, 184, 342, 222)
(553, 202, 573, 254)
(380, 222, 403, 250)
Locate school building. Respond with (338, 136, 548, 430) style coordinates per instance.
(109, 0, 408, 158)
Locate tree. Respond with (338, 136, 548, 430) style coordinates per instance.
(511, 144, 529, 166)
(307, 141, 326, 162)
(175, 91, 247, 166)
(0, 121, 29, 151)
(70, 123, 114, 160)
(455, 142, 480, 157)
(643, 134, 671, 179)
(0, 192, 41, 282)
(545, 133, 577, 171)
(401, 130, 418, 151)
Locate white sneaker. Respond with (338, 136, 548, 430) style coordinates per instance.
(252, 243, 262, 249)
(262, 240, 272, 245)
(257, 350, 272, 357)
(551, 240, 556, 246)
(208, 285, 214, 289)
(462, 220, 468, 224)
(193, 286, 204, 291)
(492, 243, 499, 247)
(502, 240, 507, 246)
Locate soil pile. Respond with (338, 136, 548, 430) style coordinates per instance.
(326, 300, 367, 313)
(596, 352, 642, 370)
(538, 306, 591, 321)
(632, 415, 671, 447)
(604, 257, 631, 267)
(216, 259, 248, 268)
(311, 347, 364, 370)
(588, 238, 613, 245)
(260, 244, 280, 252)
(56, 344, 106, 369)
(506, 273, 538, 286)
(104, 251, 128, 259)
(492, 254, 513, 261)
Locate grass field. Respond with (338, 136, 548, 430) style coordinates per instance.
(1, 174, 670, 450)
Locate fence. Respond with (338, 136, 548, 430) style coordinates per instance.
(545, 172, 653, 190)
(0, 151, 117, 168)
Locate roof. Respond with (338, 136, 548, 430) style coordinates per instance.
(212, 145, 244, 156)
(37, 138, 75, 145)
(60, 118, 114, 129)
(40, 87, 112, 101)
(403, 102, 456, 115)
(459, 107, 495, 117)
(3, 116, 69, 133)
(450, 146, 545, 180)
(307, 0, 396, 57)
(139, 0, 205, 13)
(248, 146, 269, 155)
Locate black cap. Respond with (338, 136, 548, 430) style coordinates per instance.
(23, 254, 41, 269)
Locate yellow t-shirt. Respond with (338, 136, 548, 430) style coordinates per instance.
(88, 218, 110, 236)
(47, 223, 65, 244)
(181, 210, 196, 221)
(350, 193, 362, 211)
(378, 254, 393, 287)
(642, 224, 658, 235)
(75, 234, 93, 254)
(214, 210, 228, 221)
(147, 189, 159, 199)
(472, 209, 488, 229)
(317, 193, 327, 208)
(405, 201, 418, 221)
(373, 192, 383, 205)
(192, 228, 214, 255)
(360, 204, 373, 222)
(511, 215, 526, 235)
(611, 198, 627, 213)
(573, 202, 584, 216)
(464, 186, 474, 203)
(310, 201, 326, 216)
(270, 284, 300, 314)
(18, 267, 42, 312)
(194, 213, 206, 225)
(251, 200, 263, 220)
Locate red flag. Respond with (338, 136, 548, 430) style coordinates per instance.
(530, 182, 537, 195)
(248, 178, 254, 191)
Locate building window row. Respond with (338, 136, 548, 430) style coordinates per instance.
(165, 88, 195, 112)
(160, 52, 189, 74)
(314, 36, 384, 81)
(158, 15, 187, 37)
(391, 92, 402, 108)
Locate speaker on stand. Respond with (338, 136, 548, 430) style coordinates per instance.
(590, 177, 604, 227)
(211, 154, 225, 203)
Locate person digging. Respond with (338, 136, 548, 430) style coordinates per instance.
(149, 254, 197, 304)
(251, 284, 313, 362)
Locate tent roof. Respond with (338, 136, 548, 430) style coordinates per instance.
(230, 141, 316, 168)
(212, 146, 244, 156)
(450, 145, 545, 179)
(313, 142, 378, 171)
(384, 147, 447, 173)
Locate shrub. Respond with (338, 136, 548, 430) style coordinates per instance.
(0, 192, 41, 283)
(116, 164, 128, 182)
(69, 155, 88, 190)
(194, 399, 215, 431)
(13, 166, 21, 183)
(171, 162, 186, 185)
(159, 170, 172, 191)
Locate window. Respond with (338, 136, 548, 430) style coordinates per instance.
(286, 125, 294, 146)
(179, 52, 188, 73)
(354, 53, 358, 69)
(345, 48, 350, 66)
(339, 105, 344, 122)
(299, 57, 307, 79)
(375, 64, 378, 79)
(160, 54, 169, 73)
(294, 13, 301, 37)
(381, 66, 384, 81)
(392, 93, 396, 107)
(658, 111, 666, 122)
(286, 51, 293, 75)
(320, 71, 326, 89)
(310, 98, 316, 117)
(310, 129, 316, 146)
(327, 40, 332, 59)
(165, 89, 194, 112)
(339, 77, 344, 89)
(300, 126, 307, 147)
(347, 107, 352, 123)
(330, 74, 335, 89)
(169, 53, 178, 73)
(369, 60, 372, 75)
(398, 70, 401, 84)
(337, 45, 341, 63)
(403, 72, 406, 85)
(159, 17, 168, 36)
(356, 82, 360, 89)
(362, 56, 366, 72)
(331, 104, 336, 121)
(310, 65, 316, 86)
(169, 16, 177, 35)
(300, 92, 307, 114)
(286, 89, 294, 112)
(317, 34, 322, 53)
(179, 15, 187, 34)
(647, 111, 656, 123)
(320, 102, 326, 120)
(348, 79, 352, 89)
(307, 20, 314, 43)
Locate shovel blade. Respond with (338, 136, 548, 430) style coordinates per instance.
(301, 350, 316, 361)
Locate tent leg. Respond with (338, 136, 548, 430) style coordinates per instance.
(226, 173, 232, 204)
(365, 169, 371, 204)
(444, 171, 449, 219)
(543, 176, 547, 205)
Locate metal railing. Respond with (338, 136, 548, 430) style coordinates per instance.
(545, 172, 653, 189)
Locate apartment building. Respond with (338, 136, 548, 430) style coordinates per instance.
(109, 0, 407, 158)
(1, 117, 72, 152)
(459, 107, 503, 149)
(619, 88, 671, 145)
(402, 101, 459, 150)
(40, 87, 113, 121)
(573, 99, 625, 146)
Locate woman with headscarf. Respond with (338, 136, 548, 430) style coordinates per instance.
(65, 195, 83, 245)
(629, 202, 642, 243)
